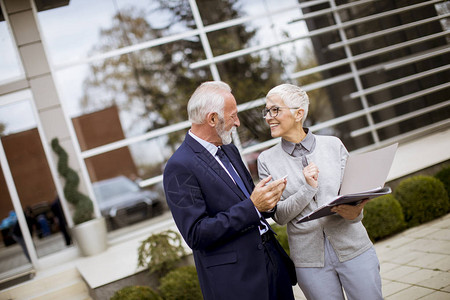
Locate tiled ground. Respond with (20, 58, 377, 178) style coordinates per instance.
(294, 213, 450, 300)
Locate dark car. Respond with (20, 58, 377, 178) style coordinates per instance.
(92, 176, 163, 230)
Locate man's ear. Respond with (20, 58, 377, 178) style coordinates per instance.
(206, 112, 217, 127)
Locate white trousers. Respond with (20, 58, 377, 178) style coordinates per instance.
(296, 236, 382, 300)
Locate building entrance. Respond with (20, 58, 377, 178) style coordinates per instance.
(0, 91, 73, 288)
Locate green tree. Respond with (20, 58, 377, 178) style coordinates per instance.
(0, 122, 6, 137)
(80, 6, 206, 147)
(80, 1, 286, 149)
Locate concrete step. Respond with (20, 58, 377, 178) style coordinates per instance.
(0, 267, 92, 300)
(30, 279, 91, 300)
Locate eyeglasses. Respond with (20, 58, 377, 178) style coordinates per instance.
(262, 106, 300, 118)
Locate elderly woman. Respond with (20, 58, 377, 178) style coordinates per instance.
(257, 84, 382, 300)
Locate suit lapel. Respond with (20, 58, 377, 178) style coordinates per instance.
(184, 133, 247, 200)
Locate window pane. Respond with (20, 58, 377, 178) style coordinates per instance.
(116, 0, 195, 35)
(0, 7, 23, 83)
(0, 98, 74, 266)
(37, 0, 197, 67)
(37, 0, 117, 65)
(84, 128, 189, 232)
(55, 43, 210, 139)
(0, 176, 32, 275)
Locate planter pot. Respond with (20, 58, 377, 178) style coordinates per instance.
(71, 217, 108, 256)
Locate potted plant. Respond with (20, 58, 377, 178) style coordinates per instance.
(51, 137, 107, 256)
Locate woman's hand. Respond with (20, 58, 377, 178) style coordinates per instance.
(331, 199, 369, 220)
(303, 162, 319, 188)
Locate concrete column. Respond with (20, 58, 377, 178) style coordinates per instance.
(3, 0, 97, 226)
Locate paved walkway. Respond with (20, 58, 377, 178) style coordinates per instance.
(294, 213, 450, 299)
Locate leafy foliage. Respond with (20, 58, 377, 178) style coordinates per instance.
(51, 138, 93, 224)
(137, 230, 187, 277)
(0, 122, 6, 137)
(81, 6, 205, 153)
(110, 285, 162, 300)
(272, 224, 290, 256)
(80, 1, 287, 149)
(394, 175, 449, 227)
(362, 194, 406, 242)
(159, 266, 202, 300)
(435, 165, 450, 201)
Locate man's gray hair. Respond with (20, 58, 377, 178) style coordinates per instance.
(266, 84, 309, 124)
(187, 81, 232, 124)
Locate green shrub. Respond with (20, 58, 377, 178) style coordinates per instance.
(110, 285, 162, 300)
(138, 230, 187, 277)
(394, 175, 449, 227)
(51, 137, 94, 224)
(362, 194, 406, 242)
(435, 165, 450, 202)
(272, 224, 290, 256)
(159, 266, 202, 300)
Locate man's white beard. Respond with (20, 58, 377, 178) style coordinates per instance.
(217, 118, 233, 145)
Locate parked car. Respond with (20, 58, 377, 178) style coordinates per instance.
(92, 176, 163, 230)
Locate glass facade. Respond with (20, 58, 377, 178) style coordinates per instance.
(0, 93, 74, 280)
(31, 0, 450, 233)
(0, 6, 23, 83)
(298, 0, 450, 150)
(0, 0, 449, 242)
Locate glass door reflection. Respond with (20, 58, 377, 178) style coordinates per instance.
(0, 96, 73, 286)
(0, 162, 33, 278)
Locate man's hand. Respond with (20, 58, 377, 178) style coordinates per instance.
(331, 199, 369, 220)
(251, 176, 287, 212)
(303, 162, 319, 188)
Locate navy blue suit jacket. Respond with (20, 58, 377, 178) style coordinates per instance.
(163, 133, 275, 300)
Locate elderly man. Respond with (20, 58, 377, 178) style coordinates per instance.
(163, 81, 296, 300)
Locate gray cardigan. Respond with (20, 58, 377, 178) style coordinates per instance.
(257, 135, 373, 267)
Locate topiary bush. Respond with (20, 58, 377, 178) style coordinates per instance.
(159, 266, 202, 300)
(51, 137, 93, 224)
(272, 224, 290, 256)
(110, 285, 162, 300)
(394, 175, 449, 228)
(435, 165, 450, 203)
(362, 194, 406, 242)
(138, 230, 187, 277)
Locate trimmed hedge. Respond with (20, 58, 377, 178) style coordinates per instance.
(394, 175, 449, 228)
(362, 194, 406, 242)
(114, 166, 450, 300)
(159, 266, 202, 300)
(51, 137, 94, 224)
(110, 286, 162, 300)
(435, 165, 450, 202)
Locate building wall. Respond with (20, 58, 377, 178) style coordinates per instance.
(300, 0, 450, 149)
(0, 106, 136, 245)
(0, 0, 448, 282)
(72, 105, 138, 182)
(0, 106, 136, 216)
(0, 129, 54, 218)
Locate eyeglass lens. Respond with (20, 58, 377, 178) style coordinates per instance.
(262, 107, 279, 118)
